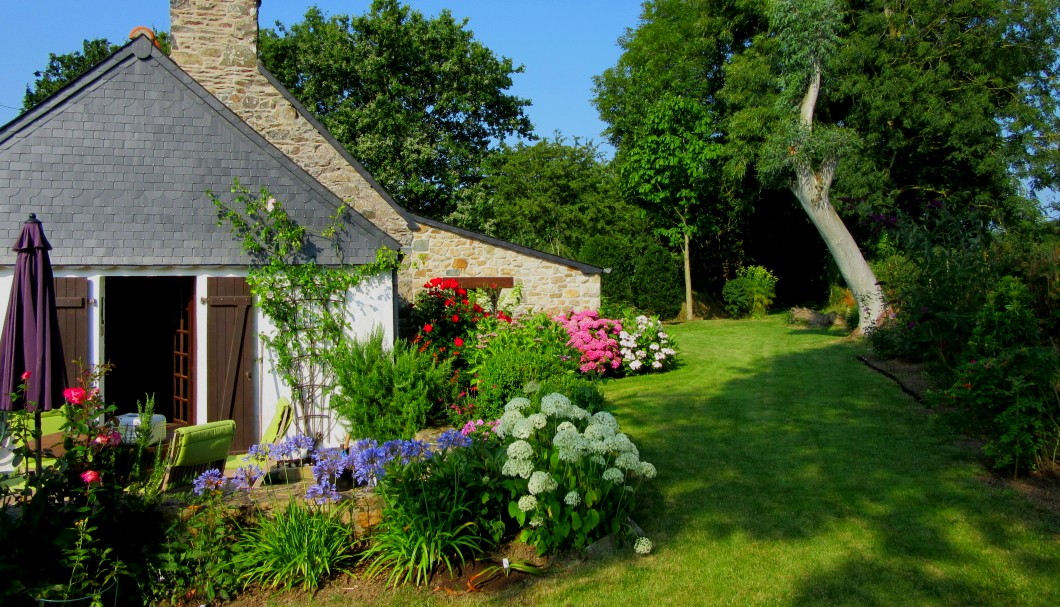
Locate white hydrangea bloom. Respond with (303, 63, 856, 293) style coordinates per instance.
(652, 361, 663, 369)
(540, 392, 571, 417)
(501, 458, 534, 479)
(517, 494, 538, 512)
(602, 467, 625, 484)
(639, 461, 657, 479)
(512, 419, 534, 439)
(528, 413, 548, 430)
(591, 411, 619, 430)
(557, 448, 582, 463)
(590, 455, 607, 466)
(506, 440, 533, 460)
(589, 440, 611, 455)
(564, 490, 581, 507)
(530, 514, 545, 527)
(634, 537, 653, 555)
(528, 470, 558, 495)
(556, 421, 577, 433)
(609, 433, 638, 455)
(495, 410, 526, 439)
(584, 423, 615, 442)
(505, 397, 532, 413)
(568, 406, 591, 421)
(614, 451, 641, 471)
(553, 427, 581, 452)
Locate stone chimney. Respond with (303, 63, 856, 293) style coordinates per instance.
(170, 0, 261, 106)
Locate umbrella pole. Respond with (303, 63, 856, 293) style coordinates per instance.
(33, 408, 43, 474)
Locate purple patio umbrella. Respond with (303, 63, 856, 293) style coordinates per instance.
(0, 213, 68, 472)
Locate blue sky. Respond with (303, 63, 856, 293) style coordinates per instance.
(0, 1, 644, 154)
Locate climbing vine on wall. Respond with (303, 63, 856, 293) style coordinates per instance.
(211, 179, 400, 441)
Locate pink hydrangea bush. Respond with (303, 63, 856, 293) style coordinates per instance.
(553, 310, 624, 374)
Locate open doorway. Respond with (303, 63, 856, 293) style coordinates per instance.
(104, 277, 195, 424)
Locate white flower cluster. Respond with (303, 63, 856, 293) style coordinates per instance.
(618, 315, 677, 373)
(498, 393, 655, 488)
(634, 536, 653, 555)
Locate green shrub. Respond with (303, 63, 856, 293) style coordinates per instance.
(578, 235, 683, 319)
(936, 277, 1060, 474)
(461, 314, 578, 422)
(329, 329, 454, 440)
(234, 501, 354, 591)
(722, 266, 777, 319)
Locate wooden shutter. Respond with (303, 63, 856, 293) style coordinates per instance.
(206, 277, 254, 452)
(55, 277, 89, 389)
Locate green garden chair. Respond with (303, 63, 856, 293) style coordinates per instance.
(260, 397, 292, 445)
(159, 419, 236, 492)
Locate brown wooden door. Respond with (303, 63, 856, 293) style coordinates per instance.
(55, 277, 89, 390)
(206, 277, 254, 452)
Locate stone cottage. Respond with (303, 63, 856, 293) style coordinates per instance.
(0, 0, 600, 447)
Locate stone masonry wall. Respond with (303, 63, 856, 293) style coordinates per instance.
(404, 224, 600, 315)
(169, 0, 412, 244)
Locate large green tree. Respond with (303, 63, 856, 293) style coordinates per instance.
(448, 136, 643, 259)
(259, 1, 534, 218)
(595, 0, 1060, 328)
(621, 96, 724, 321)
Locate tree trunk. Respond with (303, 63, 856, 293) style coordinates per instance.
(683, 230, 694, 321)
(793, 63, 886, 333)
(791, 184, 885, 331)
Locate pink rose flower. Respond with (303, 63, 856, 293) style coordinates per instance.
(63, 387, 86, 404)
(81, 470, 101, 485)
(20, 371, 31, 381)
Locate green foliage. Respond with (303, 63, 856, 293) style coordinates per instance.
(259, 1, 533, 218)
(462, 313, 578, 422)
(234, 501, 355, 591)
(211, 180, 400, 438)
(360, 445, 491, 587)
(448, 136, 645, 259)
(329, 329, 454, 441)
(868, 208, 995, 366)
(723, 266, 778, 319)
(934, 277, 1060, 474)
(145, 488, 244, 605)
(578, 234, 684, 319)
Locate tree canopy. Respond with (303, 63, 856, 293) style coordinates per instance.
(448, 136, 643, 259)
(259, 0, 534, 218)
(595, 0, 1060, 311)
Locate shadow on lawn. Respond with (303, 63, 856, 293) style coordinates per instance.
(611, 332, 1060, 606)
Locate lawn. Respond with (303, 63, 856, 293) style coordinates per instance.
(244, 317, 1060, 606)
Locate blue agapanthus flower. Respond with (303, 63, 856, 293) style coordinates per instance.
(312, 447, 347, 481)
(229, 464, 265, 491)
(305, 479, 341, 505)
(435, 429, 472, 451)
(192, 468, 226, 495)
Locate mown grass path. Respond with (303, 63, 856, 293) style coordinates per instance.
(515, 318, 1060, 606)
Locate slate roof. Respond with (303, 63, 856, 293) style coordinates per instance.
(0, 35, 399, 268)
